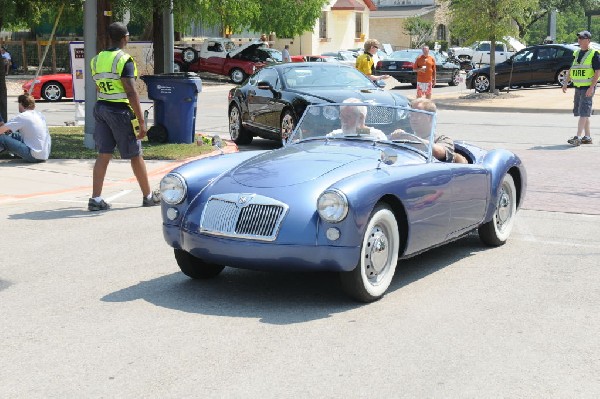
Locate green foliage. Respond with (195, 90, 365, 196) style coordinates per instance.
(523, 3, 600, 45)
(404, 17, 434, 48)
(249, 0, 328, 38)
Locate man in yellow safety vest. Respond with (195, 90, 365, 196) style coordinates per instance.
(88, 22, 160, 211)
(562, 30, 600, 146)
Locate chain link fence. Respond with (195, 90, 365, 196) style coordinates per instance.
(1, 40, 71, 75)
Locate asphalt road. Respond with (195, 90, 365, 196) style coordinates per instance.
(2, 85, 600, 396)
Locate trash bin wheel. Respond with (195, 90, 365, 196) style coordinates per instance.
(229, 104, 253, 145)
(147, 124, 168, 143)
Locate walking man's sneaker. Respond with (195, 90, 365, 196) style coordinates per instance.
(88, 198, 111, 211)
(142, 190, 161, 207)
(581, 136, 593, 144)
(567, 136, 581, 146)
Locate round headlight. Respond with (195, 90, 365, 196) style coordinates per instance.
(160, 173, 187, 205)
(317, 190, 348, 223)
(307, 106, 321, 116)
(323, 105, 339, 120)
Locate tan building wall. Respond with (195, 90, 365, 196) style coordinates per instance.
(370, 18, 411, 50)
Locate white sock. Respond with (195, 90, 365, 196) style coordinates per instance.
(93, 196, 103, 202)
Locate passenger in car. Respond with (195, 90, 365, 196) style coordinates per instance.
(392, 98, 468, 163)
(327, 98, 387, 140)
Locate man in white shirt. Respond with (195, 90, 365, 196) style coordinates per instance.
(0, 94, 51, 162)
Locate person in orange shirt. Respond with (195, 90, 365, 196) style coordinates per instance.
(413, 45, 436, 99)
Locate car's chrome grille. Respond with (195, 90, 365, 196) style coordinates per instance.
(200, 194, 288, 241)
(366, 106, 395, 124)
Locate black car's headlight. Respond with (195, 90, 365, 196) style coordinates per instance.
(160, 173, 187, 205)
(317, 189, 348, 223)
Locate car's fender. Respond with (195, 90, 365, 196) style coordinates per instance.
(480, 149, 527, 222)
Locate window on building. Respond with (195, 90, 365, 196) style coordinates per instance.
(319, 11, 327, 39)
(355, 13, 363, 39)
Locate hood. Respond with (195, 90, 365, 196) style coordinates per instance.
(228, 39, 265, 58)
(289, 87, 408, 106)
(504, 36, 525, 51)
(229, 141, 383, 188)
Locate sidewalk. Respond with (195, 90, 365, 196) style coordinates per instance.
(433, 85, 575, 114)
(0, 142, 238, 206)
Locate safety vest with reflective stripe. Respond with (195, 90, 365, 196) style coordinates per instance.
(90, 49, 138, 103)
(570, 49, 597, 87)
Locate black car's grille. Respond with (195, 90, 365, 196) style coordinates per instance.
(366, 106, 395, 124)
(200, 194, 288, 241)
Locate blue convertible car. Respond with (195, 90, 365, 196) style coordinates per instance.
(160, 104, 526, 302)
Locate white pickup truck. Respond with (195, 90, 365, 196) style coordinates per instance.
(450, 37, 525, 67)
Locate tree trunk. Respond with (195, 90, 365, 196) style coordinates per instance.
(489, 38, 496, 93)
(97, 0, 112, 51)
(153, 10, 165, 74)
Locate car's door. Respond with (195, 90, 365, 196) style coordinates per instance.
(529, 46, 559, 83)
(447, 164, 489, 238)
(495, 48, 534, 86)
(246, 68, 282, 130)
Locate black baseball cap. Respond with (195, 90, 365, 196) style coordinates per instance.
(108, 22, 130, 42)
(577, 31, 592, 39)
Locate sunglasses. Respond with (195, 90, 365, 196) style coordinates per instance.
(372, 45, 379, 49)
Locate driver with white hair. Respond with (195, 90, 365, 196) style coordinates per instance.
(327, 98, 387, 140)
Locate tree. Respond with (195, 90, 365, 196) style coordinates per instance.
(404, 17, 434, 48)
(514, 0, 597, 39)
(451, 0, 535, 93)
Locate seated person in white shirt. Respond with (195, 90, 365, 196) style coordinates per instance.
(327, 98, 387, 140)
(0, 94, 51, 163)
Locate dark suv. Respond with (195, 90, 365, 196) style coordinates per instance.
(466, 44, 576, 92)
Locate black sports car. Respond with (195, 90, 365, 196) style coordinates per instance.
(227, 62, 409, 145)
(466, 44, 576, 92)
(375, 50, 461, 87)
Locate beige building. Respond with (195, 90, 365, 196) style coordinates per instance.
(272, 0, 377, 56)
(271, 0, 450, 56)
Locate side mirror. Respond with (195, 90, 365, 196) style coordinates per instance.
(257, 80, 274, 90)
(375, 79, 386, 88)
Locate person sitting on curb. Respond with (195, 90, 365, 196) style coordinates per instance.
(0, 94, 51, 163)
(327, 98, 387, 140)
(390, 98, 468, 163)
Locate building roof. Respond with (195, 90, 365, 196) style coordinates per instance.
(331, 0, 377, 12)
(370, 5, 436, 18)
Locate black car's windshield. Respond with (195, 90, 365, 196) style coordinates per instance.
(282, 65, 374, 88)
(289, 103, 436, 159)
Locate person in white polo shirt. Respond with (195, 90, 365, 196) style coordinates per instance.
(0, 94, 51, 162)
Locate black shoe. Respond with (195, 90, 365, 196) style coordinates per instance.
(567, 136, 581, 146)
(142, 190, 161, 207)
(88, 198, 111, 211)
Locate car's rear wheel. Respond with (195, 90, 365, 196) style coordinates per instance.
(41, 81, 65, 101)
(449, 70, 460, 86)
(474, 74, 490, 92)
(556, 68, 570, 86)
(228, 104, 252, 144)
(280, 110, 296, 145)
(340, 204, 400, 302)
(174, 249, 225, 279)
(478, 174, 517, 246)
(229, 68, 247, 84)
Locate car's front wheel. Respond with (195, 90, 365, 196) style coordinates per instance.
(229, 68, 247, 84)
(473, 74, 491, 92)
(556, 68, 570, 86)
(340, 204, 400, 302)
(280, 110, 296, 145)
(449, 70, 460, 86)
(174, 249, 225, 279)
(478, 174, 517, 246)
(228, 104, 252, 144)
(41, 81, 65, 101)
(181, 47, 198, 64)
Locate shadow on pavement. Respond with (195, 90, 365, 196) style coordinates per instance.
(8, 206, 132, 220)
(101, 234, 487, 325)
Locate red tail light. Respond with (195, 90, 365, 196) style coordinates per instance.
(376, 61, 382, 69)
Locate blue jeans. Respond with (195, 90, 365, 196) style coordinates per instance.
(0, 132, 44, 163)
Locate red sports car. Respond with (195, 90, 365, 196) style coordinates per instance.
(22, 73, 73, 102)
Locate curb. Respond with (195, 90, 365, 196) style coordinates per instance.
(434, 101, 572, 114)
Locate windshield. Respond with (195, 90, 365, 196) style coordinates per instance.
(281, 65, 375, 89)
(288, 103, 436, 160)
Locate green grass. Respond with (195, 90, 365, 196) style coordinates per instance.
(1, 126, 218, 160)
